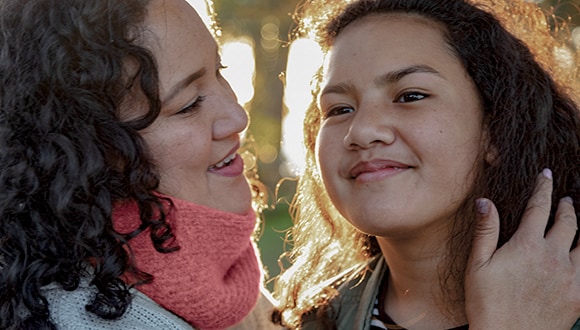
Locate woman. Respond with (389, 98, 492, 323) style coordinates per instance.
(0, 0, 275, 329)
(273, 0, 580, 328)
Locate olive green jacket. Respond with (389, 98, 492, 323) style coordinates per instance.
(302, 256, 580, 330)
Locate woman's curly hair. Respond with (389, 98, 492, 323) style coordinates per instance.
(0, 0, 181, 328)
(273, 0, 580, 328)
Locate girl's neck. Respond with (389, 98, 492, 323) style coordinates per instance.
(376, 236, 467, 329)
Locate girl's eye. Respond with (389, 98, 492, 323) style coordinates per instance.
(177, 95, 206, 115)
(324, 105, 354, 119)
(395, 91, 428, 103)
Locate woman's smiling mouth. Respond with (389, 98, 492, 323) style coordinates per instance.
(208, 152, 245, 177)
(209, 152, 237, 169)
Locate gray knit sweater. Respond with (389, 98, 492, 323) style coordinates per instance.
(41, 278, 280, 330)
(42, 279, 194, 330)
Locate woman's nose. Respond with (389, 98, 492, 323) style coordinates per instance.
(213, 79, 249, 139)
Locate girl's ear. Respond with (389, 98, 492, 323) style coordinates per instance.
(485, 145, 499, 166)
(482, 125, 499, 166)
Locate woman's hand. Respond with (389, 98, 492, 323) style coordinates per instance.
(466, 169, 580, 329)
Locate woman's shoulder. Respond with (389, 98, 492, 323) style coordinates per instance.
(42, 278, 195, 330)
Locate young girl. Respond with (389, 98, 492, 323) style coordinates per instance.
(273, 0, 580, 329)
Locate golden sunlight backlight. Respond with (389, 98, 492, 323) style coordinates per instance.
(186, 0, 214, 30)
(280, 38, 323, 177)
(187, 0, 256, 106)
(221, 38, 256, 106)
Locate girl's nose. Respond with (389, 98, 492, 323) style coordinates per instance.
(343, 102, 396, 150)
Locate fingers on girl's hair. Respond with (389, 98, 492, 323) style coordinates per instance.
(469, 198, 500, 270)
(546, 197, 577, 249)
(518, 169, 554, 238)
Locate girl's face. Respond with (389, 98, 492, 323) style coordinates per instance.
(135, 0, 251, 214)
(316, 15, 486, 239)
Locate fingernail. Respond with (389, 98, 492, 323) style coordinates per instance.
(476, 199, 490, 215)
(542, 168, 552, 179)
(562, 196, 573, 204)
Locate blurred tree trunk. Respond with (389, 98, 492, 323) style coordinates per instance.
(214, 0, 299, 194)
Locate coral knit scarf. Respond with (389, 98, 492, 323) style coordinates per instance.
(113, 196, 261, 330)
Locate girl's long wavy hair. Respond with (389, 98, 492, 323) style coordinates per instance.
(273, 0, 580, 328)
(0, 0, 180, 328)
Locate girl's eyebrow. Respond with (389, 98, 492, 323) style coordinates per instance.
(320, 81, 352, 98)
(320, 64, 445, 99)
(374, 64, 444, 86)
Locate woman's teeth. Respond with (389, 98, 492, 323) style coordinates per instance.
(212, 153, 236, 169)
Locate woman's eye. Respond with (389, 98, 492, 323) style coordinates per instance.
(177, 95, 206, 115)
(324, 105, 354, 119)
(395, 91, 428, 103)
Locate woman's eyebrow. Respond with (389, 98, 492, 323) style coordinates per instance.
(162, 67, 207, 106)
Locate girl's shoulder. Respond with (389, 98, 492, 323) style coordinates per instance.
(301, 256, 386, 330)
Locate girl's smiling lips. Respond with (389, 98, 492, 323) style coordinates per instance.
(349, 159, 411, 182)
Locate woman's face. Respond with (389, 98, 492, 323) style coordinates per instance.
(316, 15, 486, 239)
(135, 0, 251, 214)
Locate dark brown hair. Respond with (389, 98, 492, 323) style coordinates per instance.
(0, 0, 173, 328)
